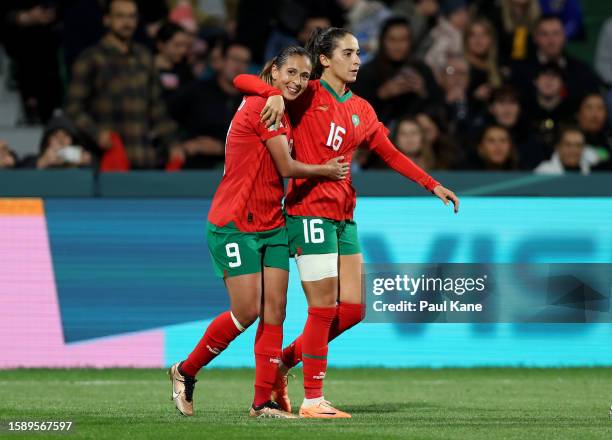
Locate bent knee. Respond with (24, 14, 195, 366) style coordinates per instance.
(232, 305, 259, 328)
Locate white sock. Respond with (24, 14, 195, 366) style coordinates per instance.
(302, 396, 324, 406)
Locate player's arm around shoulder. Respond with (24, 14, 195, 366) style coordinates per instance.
(265, 135, 348, 180)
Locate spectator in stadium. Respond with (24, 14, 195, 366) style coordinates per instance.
(390, 0, 439, 59)
(0, 141, 18, 169)
(358, 115, 438, 170)
(415, 109, 460, 169)
(168, 41, 251, 168)
(296, 16, 332, 46)
(486, 86, 542, 169)
(437, 54, 474, 145)
(424, 0, 469, 75)
(392, 116, 437, 170)
(463, 125, 518, 170)
(576, 93, 612, 162)
(168, 0, 230, 30)
(65, 0, 178, 169)
(337, 0, 391, 63)
(594, 17, 612, 129)
(1, 0, 63, 124)
(352, 17, 442, 124)
(264, 15, 331, 61)
(539, 0, 584, 41)
(21, 115, 93, 169)
(595, 17, 612, 86)
(464, 17, 502, 109)
(523, 63, 573, 155)
(154, 21, 195, 102)
(535, 125, 599, 174)
(239, 0, 343, 65)
(471, 0, 540, 64)
(511, 14, 601, 109)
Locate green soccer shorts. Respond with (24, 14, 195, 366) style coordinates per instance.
(207, 222, 290, 278)
(285, 215, 361, 256)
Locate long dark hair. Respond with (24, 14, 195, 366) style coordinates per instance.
(260, 45, 311, 85)
(305, 27, 352, 79)
(478, 124, 518, 169)
(374, 17, 411, 82)
(155, 21, 187, 45)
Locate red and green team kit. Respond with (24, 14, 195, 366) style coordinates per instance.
(207, 75, 440, 278)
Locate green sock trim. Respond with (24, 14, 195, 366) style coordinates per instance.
(302, 353, 327, 360)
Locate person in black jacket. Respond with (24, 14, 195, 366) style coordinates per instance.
(511, 14, 602, 110)
(1, 0, 63, 124)
(352, 16, 442, 125)
(168, 41, 251, 169)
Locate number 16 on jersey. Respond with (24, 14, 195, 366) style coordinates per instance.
(326, 122, 346, 151)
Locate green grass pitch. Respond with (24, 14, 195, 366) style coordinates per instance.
(1, 368, 611, 439)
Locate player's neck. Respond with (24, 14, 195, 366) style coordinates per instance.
(320, 73, 347, 98)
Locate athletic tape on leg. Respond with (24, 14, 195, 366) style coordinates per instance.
(295, 253, 338, 282)
(230, 311, 246, 332)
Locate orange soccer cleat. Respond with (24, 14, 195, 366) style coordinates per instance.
(271, 370, 291, 413)
(298, 399, 351, 419)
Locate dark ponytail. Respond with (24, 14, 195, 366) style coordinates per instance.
(259, 45, 311, 85)
(305, 27, 352, 79)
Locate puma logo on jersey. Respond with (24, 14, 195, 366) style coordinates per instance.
(313, 371, 326, 380)
(316, 105, 329, 111)
(206, 345, 220, 355)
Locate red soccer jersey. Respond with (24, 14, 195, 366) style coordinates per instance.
(208, 95, 292, 232)
(233, 76, 440, 221)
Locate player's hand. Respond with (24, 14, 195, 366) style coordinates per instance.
(323, 156, 349, 180)
(433, 185, 459, 213)
(261, 95, 285, 128)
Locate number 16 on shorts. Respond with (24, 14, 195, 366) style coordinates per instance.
(303, 219, 325, 244)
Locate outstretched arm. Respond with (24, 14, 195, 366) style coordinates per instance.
(266, 135, 348, 180)
(368, 125, 460, 213)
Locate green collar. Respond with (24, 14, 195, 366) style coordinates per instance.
(320, 79, 353, 103)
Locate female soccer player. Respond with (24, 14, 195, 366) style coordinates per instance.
(168, 45, 349, 419)
(234, 28, 459, 419)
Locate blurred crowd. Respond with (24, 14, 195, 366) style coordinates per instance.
(1, 0, 611, 174)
